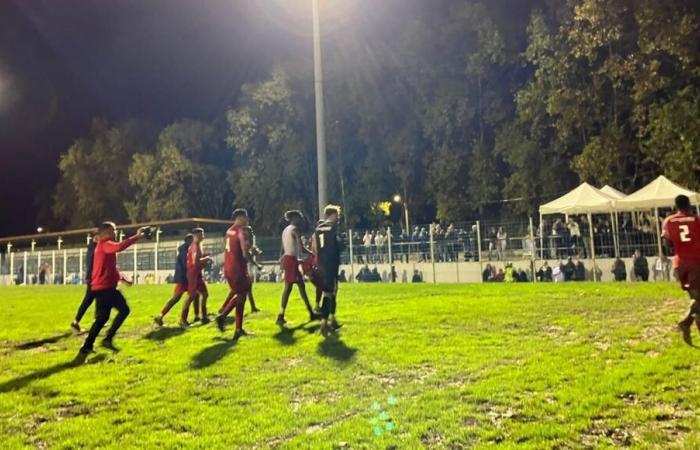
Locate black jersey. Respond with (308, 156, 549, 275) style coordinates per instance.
(173, 242, 189, 284)
(85, 241, 96, 285)
(314, 220, 342, 268)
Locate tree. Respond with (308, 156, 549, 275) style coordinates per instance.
(52, 118, 156, 228)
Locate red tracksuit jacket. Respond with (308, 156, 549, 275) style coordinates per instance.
(91, 235, 139, 291)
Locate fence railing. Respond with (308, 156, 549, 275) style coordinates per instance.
(0, 215, 670, 286)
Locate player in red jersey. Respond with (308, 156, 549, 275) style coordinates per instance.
(662, 195, 700, 346)
(215, 208, 253, 340)
(180, 228, 212, 326)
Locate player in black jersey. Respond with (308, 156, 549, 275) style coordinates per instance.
(154, 234, 196, 326)
(312, 205, 344, 337)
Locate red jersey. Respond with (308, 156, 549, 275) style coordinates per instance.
(91, 235, 139, 291)
(662, 211, 700, 267)
(187, 241, 203, 275)
(224, 225, 248, 278)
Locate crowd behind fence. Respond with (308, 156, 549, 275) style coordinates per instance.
(0, 213, 670, 286)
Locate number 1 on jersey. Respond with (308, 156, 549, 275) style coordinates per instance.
(319, 233, 325, 248)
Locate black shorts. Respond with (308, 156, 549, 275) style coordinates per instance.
(318, 264, 339, 293)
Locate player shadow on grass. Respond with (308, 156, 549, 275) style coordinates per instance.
(14, 332, 74, 350)
(272, 321, 312, 346)
(0, 354, 106, 393)
(317, 336, 357, 363)
(190, 337, 238, 369)
(144, 327, 186, 342)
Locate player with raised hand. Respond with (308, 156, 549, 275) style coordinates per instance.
(216, 208, 254, 340)
(74, 222, 147, 363)
(277, 210, 317, 326)
(312, 205, 344, 337)
(662, 195, 700, 346)
(180, 228, 212, 326)
(153, 234, 194, 327)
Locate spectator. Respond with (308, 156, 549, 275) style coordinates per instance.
(574, 259, 586, 281)
(653, 254, 671, 281)
(496, 227, 508, 261)
(482, 264, 495, 282)
(632, 250, 649, 282)
(338, 269, 347, 283)
(504, 263, 514, 283)
(411, 270, 423, 283)
(612, 258, 627, 282)
(567, 218, 581, 255)
(562, 257, 575, 281)
(517, 268, 529, 282)
(494, 268, 505, 282)
(487, 227, 497, 260)
(553, 263, 565, 283)
(537, 261, 553, 282)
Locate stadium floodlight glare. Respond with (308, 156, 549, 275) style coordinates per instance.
(36, 227, 43, 233)
(393, 195, 401, 203)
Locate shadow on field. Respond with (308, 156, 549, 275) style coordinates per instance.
(191, 337, 237, 369)
(14, 332, 74, 350)
(273, 322, 311, 346)
(144, 327, 185, 342)
(0, 354, 106, 393)
(317, 337, 357, 363)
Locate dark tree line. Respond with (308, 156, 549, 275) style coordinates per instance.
(50, 0, 700, 233)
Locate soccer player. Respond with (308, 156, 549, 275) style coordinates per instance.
(180, 228, 212, 326)
(301, 253, 323, 312)
(75, 222, 147, 363)
(277, 210, 317, 325)
(153, 234, 194, 327)
(215, 208, 253, 340)
(312, 205, 344, 337)
(70, 232, 98, 332)
(662, 195, 700, 346)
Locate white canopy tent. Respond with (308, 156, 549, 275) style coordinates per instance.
(613, 175, 700, 211)
(613, 175, 700, 256)
(600, 185, 626, 200)
(539, 183, 619, 280)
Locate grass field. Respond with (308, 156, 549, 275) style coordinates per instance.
(1, 282, 700, 449)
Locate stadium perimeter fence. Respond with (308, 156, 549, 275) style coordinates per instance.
(0, 215, 670, 286)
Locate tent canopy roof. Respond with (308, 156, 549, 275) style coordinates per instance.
(539, 183, 616, 215)
(600, 185, 626, 200)
(613, 175, 700, 210)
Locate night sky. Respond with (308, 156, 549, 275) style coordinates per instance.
(0, 0, 336, 237)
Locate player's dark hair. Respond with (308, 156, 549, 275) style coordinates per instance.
(675, 195, 692, 212)
(232, 208, 248, 220)
(184, 233, 194, 243)
(98, 221, 116, 232)
(324, 204, 341, 218)
(284, 210, 303, 222)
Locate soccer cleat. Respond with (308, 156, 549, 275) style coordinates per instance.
(101, 339, 119, 352)
(330, 320, 343, 331)
(216, 315, 226, 332)
(193, 317, 201, 323)
(73, 349, 90, 365)
(232, 329, 251, 340)
(251, 307, 261, 313)
(201, 316, 211, 325)
(678, 321, 693, 346)
(309, 312, 323, 322)
(179, 320, 190, 328)
(276, 315, 287, 326)
(319, 322, 332, 338)
(70, 321, 82, 333)
(153, 316, 163, 327)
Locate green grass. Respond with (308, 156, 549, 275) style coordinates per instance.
(1, 282, 700, 449)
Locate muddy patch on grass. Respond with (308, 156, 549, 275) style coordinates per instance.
(581, 420, 633, 448)
(55, 400, 90, 420)
(420, 428, 445, 447)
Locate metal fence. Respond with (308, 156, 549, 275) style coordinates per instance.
(0, 213, 670, 286)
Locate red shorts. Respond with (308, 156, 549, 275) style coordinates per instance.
(282, 255, 304, 284)
(678, 265, 700, 291)
(173, 283, 188, 296)
(226, 272, 251, 296)
(186, 273, 208, 297)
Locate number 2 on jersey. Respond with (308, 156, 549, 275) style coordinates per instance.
(680, 224, 692, 242)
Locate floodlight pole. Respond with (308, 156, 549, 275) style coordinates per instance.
(312, 0, 327, 218)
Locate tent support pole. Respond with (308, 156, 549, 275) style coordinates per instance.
(610, 212, 619, 258)
(654, 207, 662, 257)
(539, 213, 544, 260)
(588, 212, 597, 282)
